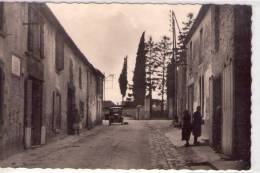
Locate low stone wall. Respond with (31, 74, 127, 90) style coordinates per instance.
(122, 106, 150, 120)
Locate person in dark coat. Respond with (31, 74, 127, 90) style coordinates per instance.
(192, 106, 202, 145)
(182, 110, 192, 147)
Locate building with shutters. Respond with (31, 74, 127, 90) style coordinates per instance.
(185, 5, 251, 162)
(0, 2, 104, 159)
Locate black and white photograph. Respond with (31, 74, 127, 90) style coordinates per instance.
(0, 1, 255, 171)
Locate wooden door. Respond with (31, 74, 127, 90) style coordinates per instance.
(209, 76, 222, 150)
(222, 62, 234, 155)
(188, 84, 194, 115)
(31, 79, 43, 146)
(67, 85, 75, 134)
(53, 91, 61, 130)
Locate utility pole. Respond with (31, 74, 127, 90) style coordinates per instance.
(148, 41, 153, 115)
(169, 10, 184, 123)
(169, 10, 177, 121)
(104, 74, 115, 101)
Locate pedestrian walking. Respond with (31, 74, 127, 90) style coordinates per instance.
(192, 106, 202, 145)
(73, 108, 82, 135)
(181, 110, 192, 147)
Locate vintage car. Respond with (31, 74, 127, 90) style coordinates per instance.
(106, 106, 124, 125)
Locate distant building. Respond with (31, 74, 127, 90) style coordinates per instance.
(185, 5, 251, 161)
(0, 3, 104, 159)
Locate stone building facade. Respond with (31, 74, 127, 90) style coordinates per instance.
(176, 63, 187, 125)
(185, 5, 251, 161)
(0, 2, 104, 159)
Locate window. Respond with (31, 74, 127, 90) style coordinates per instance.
(199, 28, 203, 64)
(27, 4, 44, 58)
(199, 75, 204, 117)
(79, 67, 82, 89)
(55, 32, 64, 72)
(215, 6, 220, 52)
(52, 91, 61, 130)
(190, 41, 193, 60)
(0, 67, 3, 126)
(0, 2, 4, 31)
(189, 41, 193, 74)
(90, 72, 92, 85)
(80, 101, 84, 118)
(69, 59, 73, 82)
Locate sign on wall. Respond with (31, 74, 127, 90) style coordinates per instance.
(12, 55, 21, 77)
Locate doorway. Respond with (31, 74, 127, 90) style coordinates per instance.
(67, 84, 75, 135)
(188, 84, 194, 115)
(31, 79, 43, 146)
(212, 76, 222, 151)
(85, 97, 89, 129)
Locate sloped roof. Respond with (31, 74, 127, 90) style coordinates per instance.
(39, 3, 104, 78)
(184, 5, 210, 45)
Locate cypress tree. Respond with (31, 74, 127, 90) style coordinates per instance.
(132, 32, 146, 106)
(119, 56, 128, 103)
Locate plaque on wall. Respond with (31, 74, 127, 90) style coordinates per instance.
(12, 55, 21, 77)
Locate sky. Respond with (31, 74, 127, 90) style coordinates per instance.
(48, 3, 201, 103)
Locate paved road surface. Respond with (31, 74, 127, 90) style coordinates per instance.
(1, 120, 155, 169)
(1, 120, 228, 170)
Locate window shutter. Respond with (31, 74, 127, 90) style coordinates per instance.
(40, 17, 44, 58)
(60, 40, 64, 70)
(79, 67, 82, 89)
(55, 33, 64, 72)
(0, 2, 4, 31)
(27, 5, 34, 52)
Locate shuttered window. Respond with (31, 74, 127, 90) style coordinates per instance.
(80, 101, 84, 118)
(215, 6, 220, 52)
(0, 2, 4, 31)
(0, 67, 3, 126)
(55, 32, 64, 73)
(27, 4, 44, 59)
(199, 28, 203, 64)
(79, 67, 82, 89)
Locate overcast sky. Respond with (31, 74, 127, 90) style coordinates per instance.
(48, 3, 201, 103)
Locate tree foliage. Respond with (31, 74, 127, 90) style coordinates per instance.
(145, 36, 160, 97)
(166, 13, 194, 104)
(132, 32, 146, 106)
(118, 56, 128, 102)
(155, 36, 172, 112)
(176, 13, 195, 64)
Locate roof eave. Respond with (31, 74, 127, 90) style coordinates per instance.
(184, 5, 211, 45)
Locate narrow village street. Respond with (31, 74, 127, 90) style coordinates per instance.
(0, 119, 247, 170)
(0, 3, 253, 170)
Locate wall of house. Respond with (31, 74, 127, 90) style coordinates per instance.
(212, 6, 234, 76)
(233, 5, 251, 161)
(0, 3, 104, 159)
(88, 70, 97, 127)
(0, 3, 28, 159)
(187, 5, 251, 160)
(43, 15, 93, 139)
(96, 75, 104, 124)
(176, 65, 187, 124)
(42, 15, 64, 138)
(186, 7, 214, 140)
(213, 5, 235, 156)
(66, 46, 88, 129)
